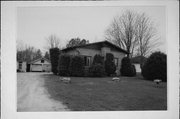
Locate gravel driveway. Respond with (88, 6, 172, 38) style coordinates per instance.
(17, 72, 69, 112)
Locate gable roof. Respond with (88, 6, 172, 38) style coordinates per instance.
(61, 40, 129, 54)
(30, 57, 50, 64)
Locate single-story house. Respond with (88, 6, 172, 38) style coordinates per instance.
(61, 40, 129, 75)
(29, 57, 51, 72)
(17, 61, 27, 72)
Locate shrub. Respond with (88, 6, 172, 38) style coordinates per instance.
(58, 54, 71, 76)
(120, 57, 136, 77)
(142, 51, 167, 82)
(69, 56, 85, 77)
(49, 48, 60, 74)
(105, 53, 116, 76)
(88, 54, 105, 77)
(92, 54, 104, 65)
(89, 64, 105, 77)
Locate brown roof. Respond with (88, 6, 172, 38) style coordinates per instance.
(61, 40, 129, 54)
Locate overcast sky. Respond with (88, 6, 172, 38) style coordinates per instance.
(17, 6, 166, 54)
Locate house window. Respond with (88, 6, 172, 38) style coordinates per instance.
(41, 60, 44, 63)
(114, 58, 118, 67)
(19, 63, 22, 69)
(84, 56, 91, 66)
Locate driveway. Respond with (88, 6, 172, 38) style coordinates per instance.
(17, 72, 69, 112)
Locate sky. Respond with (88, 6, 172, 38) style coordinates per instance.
(17, 6, 166, 54)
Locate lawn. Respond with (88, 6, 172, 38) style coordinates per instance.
(42, 73, 167, 111)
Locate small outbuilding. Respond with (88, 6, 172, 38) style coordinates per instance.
(30, 57, 51, 72)
(17, 61, 27, 72)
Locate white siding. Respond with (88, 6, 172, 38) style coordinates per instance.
(30, 58, 51, 72)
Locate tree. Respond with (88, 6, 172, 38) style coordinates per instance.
(134, 13, 159, 68)
(105, 10, 159, 59)
(44, 51, 50, 60)
(105, 10, 138, 58)
(66, 37, 89, 48)
(35, 49, 42, 59)
(16, 40, 42, 63)
(45, 34, 61, 50)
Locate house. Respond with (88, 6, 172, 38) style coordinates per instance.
(29, 57, 51, 72)
(17, 61, 27, 72)
(61, 40, 129, 75)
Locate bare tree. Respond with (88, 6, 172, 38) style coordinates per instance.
(45, 34, 61, 50)
(105, 10, 159, 59)
(135, 13, 159, 58)
(105, 10, 138, 58)
(16, 40, 43, 62)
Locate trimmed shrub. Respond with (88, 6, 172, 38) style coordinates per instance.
(49, 48, 60, 74)
(58, 54, 71, 76)
(69, 56, 85, 77)
(142, 51, 167, 82)
(89, 63, 105, 77)
(120, 57, 136, 77)
(92, 54, 104, 65)
(105, 53, 116, 76)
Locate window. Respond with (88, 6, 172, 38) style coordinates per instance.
(84, 56, 91, 66)
(114, 58, 118, 67)
(19, 63, 22, 69)
(41, 60, 44, 63)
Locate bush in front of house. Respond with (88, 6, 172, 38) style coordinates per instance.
(89, 63, 105, 77)
(105, 53, 116, 76)
(120, 57, 136, 77)
(142, 51, 167, 82)
(69, 55, 85, 77)
(88, 54, 105, 77)
(50, 48, 60, 74)
(58, 54, 71, 76)
(92, 54, 104, 65)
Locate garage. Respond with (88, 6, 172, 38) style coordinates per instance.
(31, 64, 43, 72)
(30, 57, 51, 72)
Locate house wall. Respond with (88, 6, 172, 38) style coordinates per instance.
(64, 50, 80, 56)
(17, 62, 26, 72)
(77, 48, 101, 65)
(101, 47, 111, 56)
(65, 46, 126, 76)
(78, 47, 125, 75)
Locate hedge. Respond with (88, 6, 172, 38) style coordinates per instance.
(89, 63, 105, 77)
(49, 48, 60, 74)
(142, 51, 167, 82)
(69, 56, 85, 76)
(105, 53, 116, 76)
(58, 54, 71, 76)
(120, 57, 136, 77)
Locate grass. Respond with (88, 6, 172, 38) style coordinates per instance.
(42, 73, 167, 111)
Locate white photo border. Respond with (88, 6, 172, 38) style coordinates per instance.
(1, 1, 179, 119)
